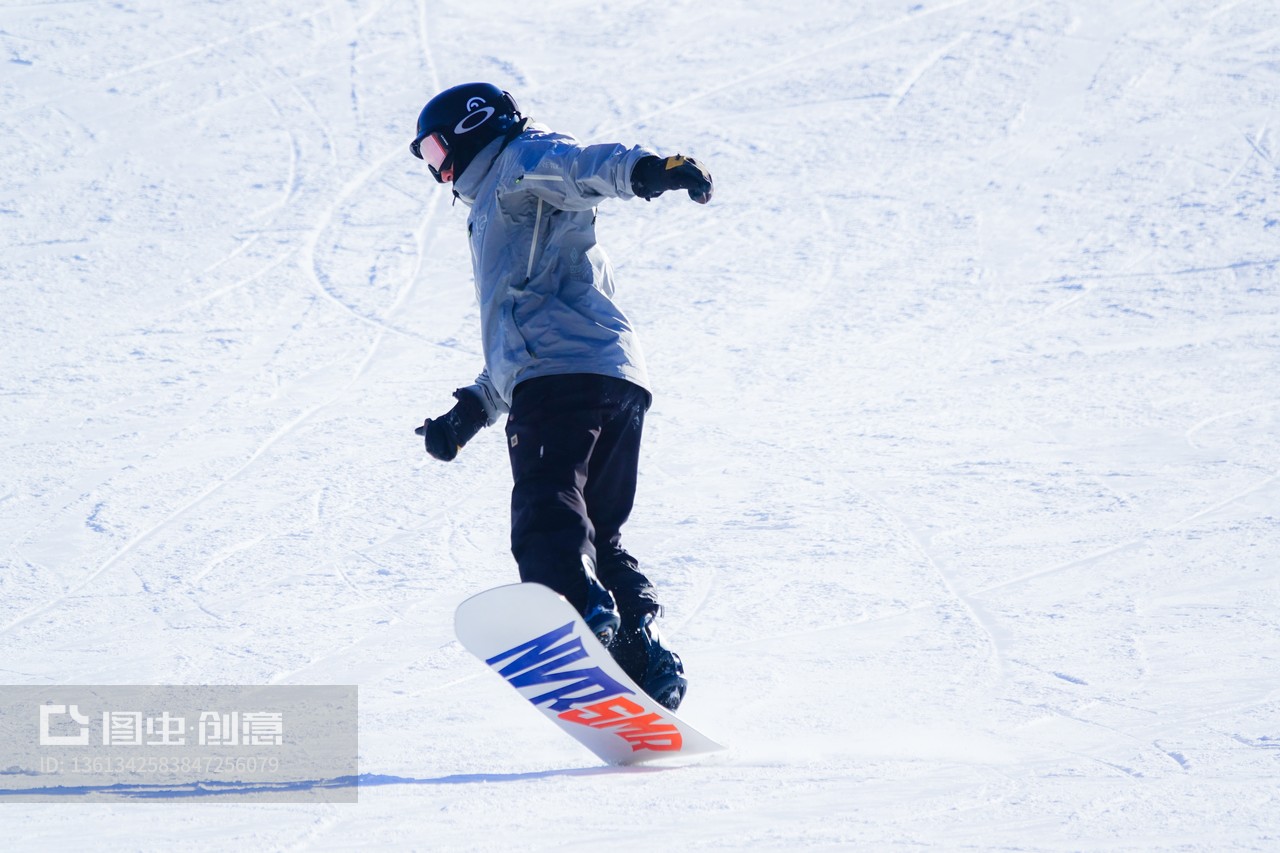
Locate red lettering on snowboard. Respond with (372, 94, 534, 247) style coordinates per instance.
(558, 696, 683, 752)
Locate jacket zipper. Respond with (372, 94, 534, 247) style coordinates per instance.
(526, 197, 543, 281)
(518, 174, 563, 282)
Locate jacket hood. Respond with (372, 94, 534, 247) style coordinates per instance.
(453, 119, 548, 206)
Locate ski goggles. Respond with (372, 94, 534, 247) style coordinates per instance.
(410, 131, 453, 183)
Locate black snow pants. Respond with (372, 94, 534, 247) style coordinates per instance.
(505, 373, 659, 622)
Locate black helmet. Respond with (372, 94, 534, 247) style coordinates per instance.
(410, 82, 521, 183)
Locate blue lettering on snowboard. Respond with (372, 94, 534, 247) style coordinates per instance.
(486, 621, 635, 713)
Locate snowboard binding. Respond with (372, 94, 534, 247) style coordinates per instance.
(611, 610, 687, 711)
(581, 554, 621, 648)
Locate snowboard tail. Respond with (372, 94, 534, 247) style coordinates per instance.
(455, 583, 723, 765)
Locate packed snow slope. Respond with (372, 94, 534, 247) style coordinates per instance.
(3, 0, 1279, 849)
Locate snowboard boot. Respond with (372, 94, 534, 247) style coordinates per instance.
(610, 608, 687, 711)
(579, 554, 621, 649)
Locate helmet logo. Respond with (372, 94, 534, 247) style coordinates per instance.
(456, 97, 495, 135)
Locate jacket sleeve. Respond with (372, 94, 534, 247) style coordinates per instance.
(462, 369, 508, 424)
(513, 140, 655, 211)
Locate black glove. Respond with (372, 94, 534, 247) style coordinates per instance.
(416, 388, 488, 461)
(631, 154, 713, 204)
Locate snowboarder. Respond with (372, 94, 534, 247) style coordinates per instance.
(410, 82, 713, 711)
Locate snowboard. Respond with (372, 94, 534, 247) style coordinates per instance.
(454, 582, 725, 766)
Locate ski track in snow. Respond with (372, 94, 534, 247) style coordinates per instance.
(2, 0, 1280, 849)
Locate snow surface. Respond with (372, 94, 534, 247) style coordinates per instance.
(2, 0, 1279, 849)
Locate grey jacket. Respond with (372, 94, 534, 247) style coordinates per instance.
(451, 122, 656, 422)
